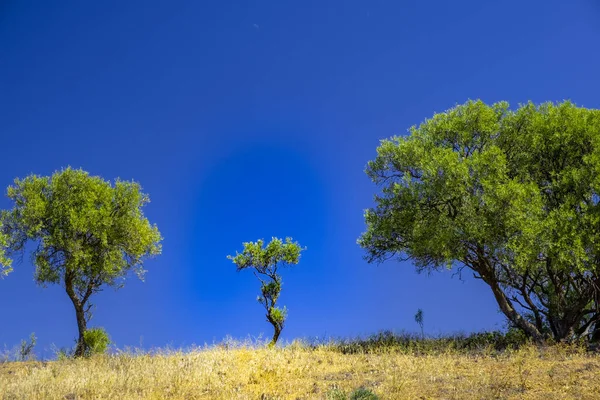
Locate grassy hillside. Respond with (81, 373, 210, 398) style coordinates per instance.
(2, 336, 600, 399)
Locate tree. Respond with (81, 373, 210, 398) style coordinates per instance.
(414, 309, 424, 339)
(359, 100, 600, 343)
(228, 237, 305, 346)
(18, 333, 37, 361)
(0, 168, 162, 356)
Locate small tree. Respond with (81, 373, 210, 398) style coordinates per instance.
(414, 309, 424, 339)
(19, 333, 36, 361)
(228, 237, 305, 347)
(0, 168, 162, 357)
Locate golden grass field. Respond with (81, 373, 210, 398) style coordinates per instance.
(1, 343, 600, 399)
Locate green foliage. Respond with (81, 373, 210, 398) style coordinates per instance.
(0, 167, 162, 356)
(83, 327, 111, 356)
(18, 333, 36, 361)
(349, 387, 380, 400)
(359, 100, 600, 342)
(54, 347, 74, 361)
(326, 388, 348, 400)
(504, 325, 529, 346)
(0, 227, 11, 277)
(327, 330, 529, 355)
(228, 237, 304, 273)
(414, 309, 424, 337)
(260, 280, 282, 305)
(270, 306, 288, 325)
(228, 237, 305, 346)
(325, 387, 379, 400)
(2, 167, 162, 289)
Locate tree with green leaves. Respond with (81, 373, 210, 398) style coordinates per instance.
(359, 100, 600, 343)
(414, 309, 424, 339)
(228, 237, 305, 346)
(0, 168, 162, 356)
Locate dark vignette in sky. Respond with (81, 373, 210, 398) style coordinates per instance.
(1, 0, 599, 357)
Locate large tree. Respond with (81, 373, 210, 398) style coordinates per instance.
(1, 168, 162, 356)
(228, 237, 305, 346)
(359, 100, 600, 343)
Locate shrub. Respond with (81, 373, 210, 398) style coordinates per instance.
(83, 328, 111, 356)
(326, 329, 529, 355)
(326, 387, 347, 400)
(325, 387, 380, 400)
(349, 387, 379, 400)
(19, 333, 36, 361)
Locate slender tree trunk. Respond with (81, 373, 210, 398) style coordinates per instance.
(73, 302, 88, 357)
(65, 274, 88, 357)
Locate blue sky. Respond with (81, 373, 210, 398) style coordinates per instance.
(1, 1, 599, 357)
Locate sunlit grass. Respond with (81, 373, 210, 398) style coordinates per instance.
(1, 338, 600, 399)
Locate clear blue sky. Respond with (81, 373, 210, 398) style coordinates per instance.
(1, 1, 599, 357)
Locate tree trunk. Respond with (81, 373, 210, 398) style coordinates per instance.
(269, 325, 281, 347)
(266, 313, 282, 347)
(73, 302, 88, 357)
(65, 273, 88, 357)
(591, 324, 600, 343)
(484, 274, 545, 343)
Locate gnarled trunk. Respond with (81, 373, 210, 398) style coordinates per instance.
(486, 276, 545, 343)
(474, 258, 545, 343)
(266, 312, 283, 347)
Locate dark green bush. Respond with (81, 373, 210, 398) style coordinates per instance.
(325, 387, 380, 400)
(349, 387, 379, 400)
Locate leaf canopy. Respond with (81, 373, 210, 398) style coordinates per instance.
(228, 237, 304, 275)
(360, 100, 600, 275)
(359, 100, 600, 341)
(0, 225, 12, 276)
(1, 167, 162, 294)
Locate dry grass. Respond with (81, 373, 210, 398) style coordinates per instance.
(1, 343, 600, 399)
